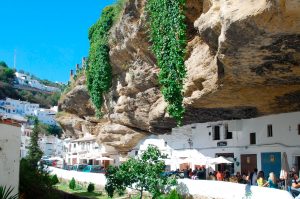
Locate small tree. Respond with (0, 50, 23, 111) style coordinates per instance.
(51, 175, 59, 185)
(87, 183, 95, 193)
(69, 178, 76, 190)
(27, 118, 43, 168)
(105, 145, 176, 199)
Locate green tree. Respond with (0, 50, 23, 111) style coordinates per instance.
(0, 66, 15, 84)
(27, 119, 43, 168)
(51, 175, 59, 185)
(105, 145, 176, 199)
(0, 61, 8, 68)
(69, 178, 76, 190)
(87, 183, 95, 193)
(19, 159, 57, 199)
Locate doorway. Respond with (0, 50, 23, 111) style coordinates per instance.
(296, 156, 300, 173)
(240, 154, 257, 175)
(215, 153, 234, 174)
(261, 152, 281, 178)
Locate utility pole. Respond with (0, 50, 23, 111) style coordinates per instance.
(13, 49, 17, 70)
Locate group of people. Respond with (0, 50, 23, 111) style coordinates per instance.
(180, 167, 300, 194)
(170, 166, 300, 198)
(182, 167, 207, 180)
(248, 168, 278, 188)
(246, 168, 300, 198)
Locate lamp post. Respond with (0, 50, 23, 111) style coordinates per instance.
(187, 138, 193, 149)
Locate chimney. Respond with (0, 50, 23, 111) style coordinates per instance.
(82, 57, 87, 69)
(70, 69, 74, 79)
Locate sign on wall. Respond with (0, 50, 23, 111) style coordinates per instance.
(217, 141, 227, 147)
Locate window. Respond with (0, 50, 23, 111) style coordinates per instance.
(213, 126, 220, 140)
(250, 133, 256, 145)
(225, 124, 233, 139)
(298, 124, 300, 135)
(135, 150, 138, 156)
(267, 124, 273, 137)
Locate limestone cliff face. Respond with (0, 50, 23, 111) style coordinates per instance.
(57, 0, 300, 152)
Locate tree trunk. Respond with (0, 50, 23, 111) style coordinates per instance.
(140, 189, 143, 199)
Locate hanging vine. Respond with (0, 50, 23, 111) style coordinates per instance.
(87, 6, 116, 117)
(147, 0, 187, 125)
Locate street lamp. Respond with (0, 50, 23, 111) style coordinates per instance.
(187, 138, 193, 149)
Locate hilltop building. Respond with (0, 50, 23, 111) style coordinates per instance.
(0, 98, 57, 125)
(15, 72, 61, 93)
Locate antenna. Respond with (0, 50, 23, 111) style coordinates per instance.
(14, 49, 17, 69)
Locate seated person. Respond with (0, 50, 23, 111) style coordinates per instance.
(257, 171, 267, 187)
(291, 173, 300, 198)
(263, 172, 278, 189)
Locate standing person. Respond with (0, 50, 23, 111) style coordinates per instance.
(264, 172, 278, 189)
(249, 168, 258, 185)
(183, 167, 189, 178)
(257, 171, 266, 187)
(216, 170, 224, 181)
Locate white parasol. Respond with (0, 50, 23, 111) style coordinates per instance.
(96, 157, 113, 161)
(208, 156, 233, 165)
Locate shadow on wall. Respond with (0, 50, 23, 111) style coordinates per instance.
(244, 184, 253, 199)
(177, 182, 191, 198)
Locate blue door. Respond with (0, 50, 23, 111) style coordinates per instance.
(261, 152, 281, 178)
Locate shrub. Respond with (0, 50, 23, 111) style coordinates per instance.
(69, 178, 76, 190)
(165, 189, 181, 199)
(87, 183, 95, 193)
(117, 188, 125, 196)
(51, 175, 59, 185)
(0, 185, 18, 199)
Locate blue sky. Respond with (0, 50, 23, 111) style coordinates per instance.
(0, 0, 115, 83)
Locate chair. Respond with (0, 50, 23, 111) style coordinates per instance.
(290, 187, 300, 198)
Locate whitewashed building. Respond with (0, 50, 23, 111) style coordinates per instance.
(63, 133, 117, 167)
(34, 108, 57, 125)
(0, 98, 57, 125)
(131, 111, 300, 177)
(15, 72, 60, 93)
(39, 135, 63, 157)
(20, 124, 63, 158)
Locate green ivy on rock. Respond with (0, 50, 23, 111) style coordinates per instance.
(147, 0, 187, 125)
(87, 6, 115, 117)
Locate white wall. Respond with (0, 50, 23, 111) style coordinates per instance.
(132, 112, 300, 174)
(49, 167, 293, 199)
(0, 124, 21, 196)
(49, 167, 106, 186)
(177, 179, 293, 199)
